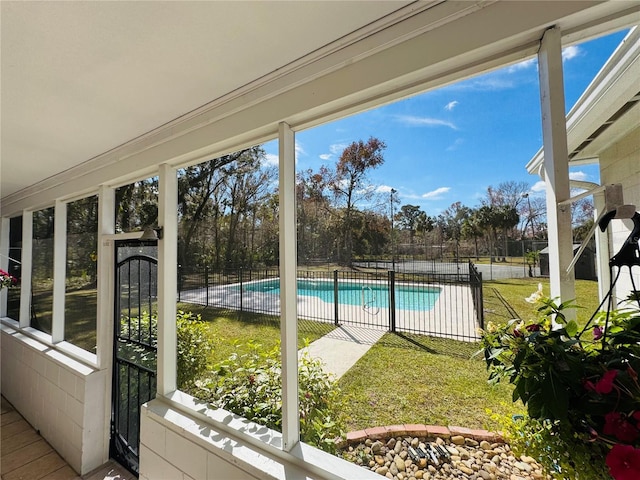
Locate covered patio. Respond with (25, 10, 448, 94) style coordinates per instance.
(2, 2, 639, 479)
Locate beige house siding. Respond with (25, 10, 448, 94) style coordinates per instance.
(599, 125, 640, 303)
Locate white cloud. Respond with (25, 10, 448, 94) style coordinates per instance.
(562, 45, 581, 61)
(531, 181, 546, 192)
(446, 76, 514, 91)
(376, 185, 395, 194)
(394, 115, 457, 130)
(507, 58, 536, 73)
(318, 143, 348, 161)
(445, 100, 459, 111)
(569, 170, 588, 181)
(532, 171, 590, 193)
(264, 153, 279, 166)
(446, 138, 464, 151)
(422, 187, 450, 199)
(330, 143, 347, 155)
(295, 142, 306, 157)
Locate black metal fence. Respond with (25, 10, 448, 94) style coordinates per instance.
(177, 262, 483, 342)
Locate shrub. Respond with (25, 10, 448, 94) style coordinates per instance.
(199, 341, 345, 454)
(176, 310, 214, 389)
(480, 287, 640, 480)
(119, 310, 214, 390)
(489, 411, 609, 479)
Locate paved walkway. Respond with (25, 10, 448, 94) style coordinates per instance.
(299, 325, 386, 379)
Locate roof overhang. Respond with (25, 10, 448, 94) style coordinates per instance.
(526, 25, 640, 177)
(3, 1, 640, 215)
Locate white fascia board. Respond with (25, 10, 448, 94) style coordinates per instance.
(526, 25, 640, 175)
(2, 1, 636, 216)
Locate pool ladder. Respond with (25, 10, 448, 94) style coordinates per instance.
(361, 286, 380, 315)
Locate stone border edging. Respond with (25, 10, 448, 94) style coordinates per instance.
(343, 425, 504, 447)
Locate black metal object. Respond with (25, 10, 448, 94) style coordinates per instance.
(175, 264, 484, 341)
(388, 270, 396, 333)
(110, 240, 158, 477)
(469, 261, 484, 329)
(580, 208, 640, 340)
(600, 211, 640, 268)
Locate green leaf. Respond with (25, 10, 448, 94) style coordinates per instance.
(541, 373, 568, 421)
(565, 320, 578, 338)
(488, 347, 506, 360)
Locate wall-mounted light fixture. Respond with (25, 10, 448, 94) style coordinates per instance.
(140, 226, 164, 240)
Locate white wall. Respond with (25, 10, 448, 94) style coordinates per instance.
(0, 323, 109, 475)
(599, 125, 640, 304)
(139, 395, 383, 480)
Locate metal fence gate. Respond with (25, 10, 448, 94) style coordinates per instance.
(110, 240, 158, 475)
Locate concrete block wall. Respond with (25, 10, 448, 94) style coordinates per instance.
(0, 324, 109, 475)
(140, 397, 382, 480)
(599, 126, 640, 304)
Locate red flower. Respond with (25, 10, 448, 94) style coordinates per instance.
(526, 324, 541, 332)
(604, 412, 640, 444)
(596, 370, 619, 395)
(606, 444, 640, 480)
(633, 412, 640, 430)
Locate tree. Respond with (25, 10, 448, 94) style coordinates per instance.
(296, 166, 333, 262)
(439, 202, 471, 261)
(178, 152, 242, 268)
(331, 137, 386, 265)
(461, 209, 484, 260)
(396, 204, 425, 246)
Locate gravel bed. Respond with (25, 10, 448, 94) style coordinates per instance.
(341, 434, 552, 480)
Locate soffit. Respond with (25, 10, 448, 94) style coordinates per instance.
(0, 0, 413, 198)
(2, 1, 639, 212)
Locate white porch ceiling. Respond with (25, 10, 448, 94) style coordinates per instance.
(0, 0, 412, 198)
(2, 1, 639, 211)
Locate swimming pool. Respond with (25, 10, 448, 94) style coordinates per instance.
(242, 279, 441, 311)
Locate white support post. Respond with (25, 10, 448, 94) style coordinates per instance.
(593, 191, 610, 302)
(279, 122, 299, 451)
(538, 26, 575, 317)
(97, 186, 115, 368)
(0, 217, 9, 317)
(19, 210, 33, 329)
(157, 164, 178, 396)
(97, 185, 115, 469)
(51, 200, 67, 343)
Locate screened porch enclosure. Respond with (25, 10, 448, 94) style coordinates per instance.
(2, 2, 639, 479)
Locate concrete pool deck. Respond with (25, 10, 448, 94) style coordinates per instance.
(179, 280, 481, 342)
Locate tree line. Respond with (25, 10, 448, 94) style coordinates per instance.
(107, 137, 593, 273)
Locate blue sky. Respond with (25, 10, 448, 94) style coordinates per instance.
(263, 28, 630, 217)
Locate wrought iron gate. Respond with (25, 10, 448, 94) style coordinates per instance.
(110, 241, 158, 475)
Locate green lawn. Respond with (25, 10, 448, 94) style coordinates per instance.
(337, 334, 520, 431)
(176, 303, 335, 363)
(483, 278, 600, 328)
(337, 277, 600, 432)
(37, 277, 601, 435)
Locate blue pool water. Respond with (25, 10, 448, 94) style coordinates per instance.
(242, 279, 440, 311)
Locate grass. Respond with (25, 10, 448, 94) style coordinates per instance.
(337, 333, 520, 431)
(483, 277, 601, 329)
(176, 303, 335, 364)
(337, 277, 600, 433)
(24, 276, 601, 435)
